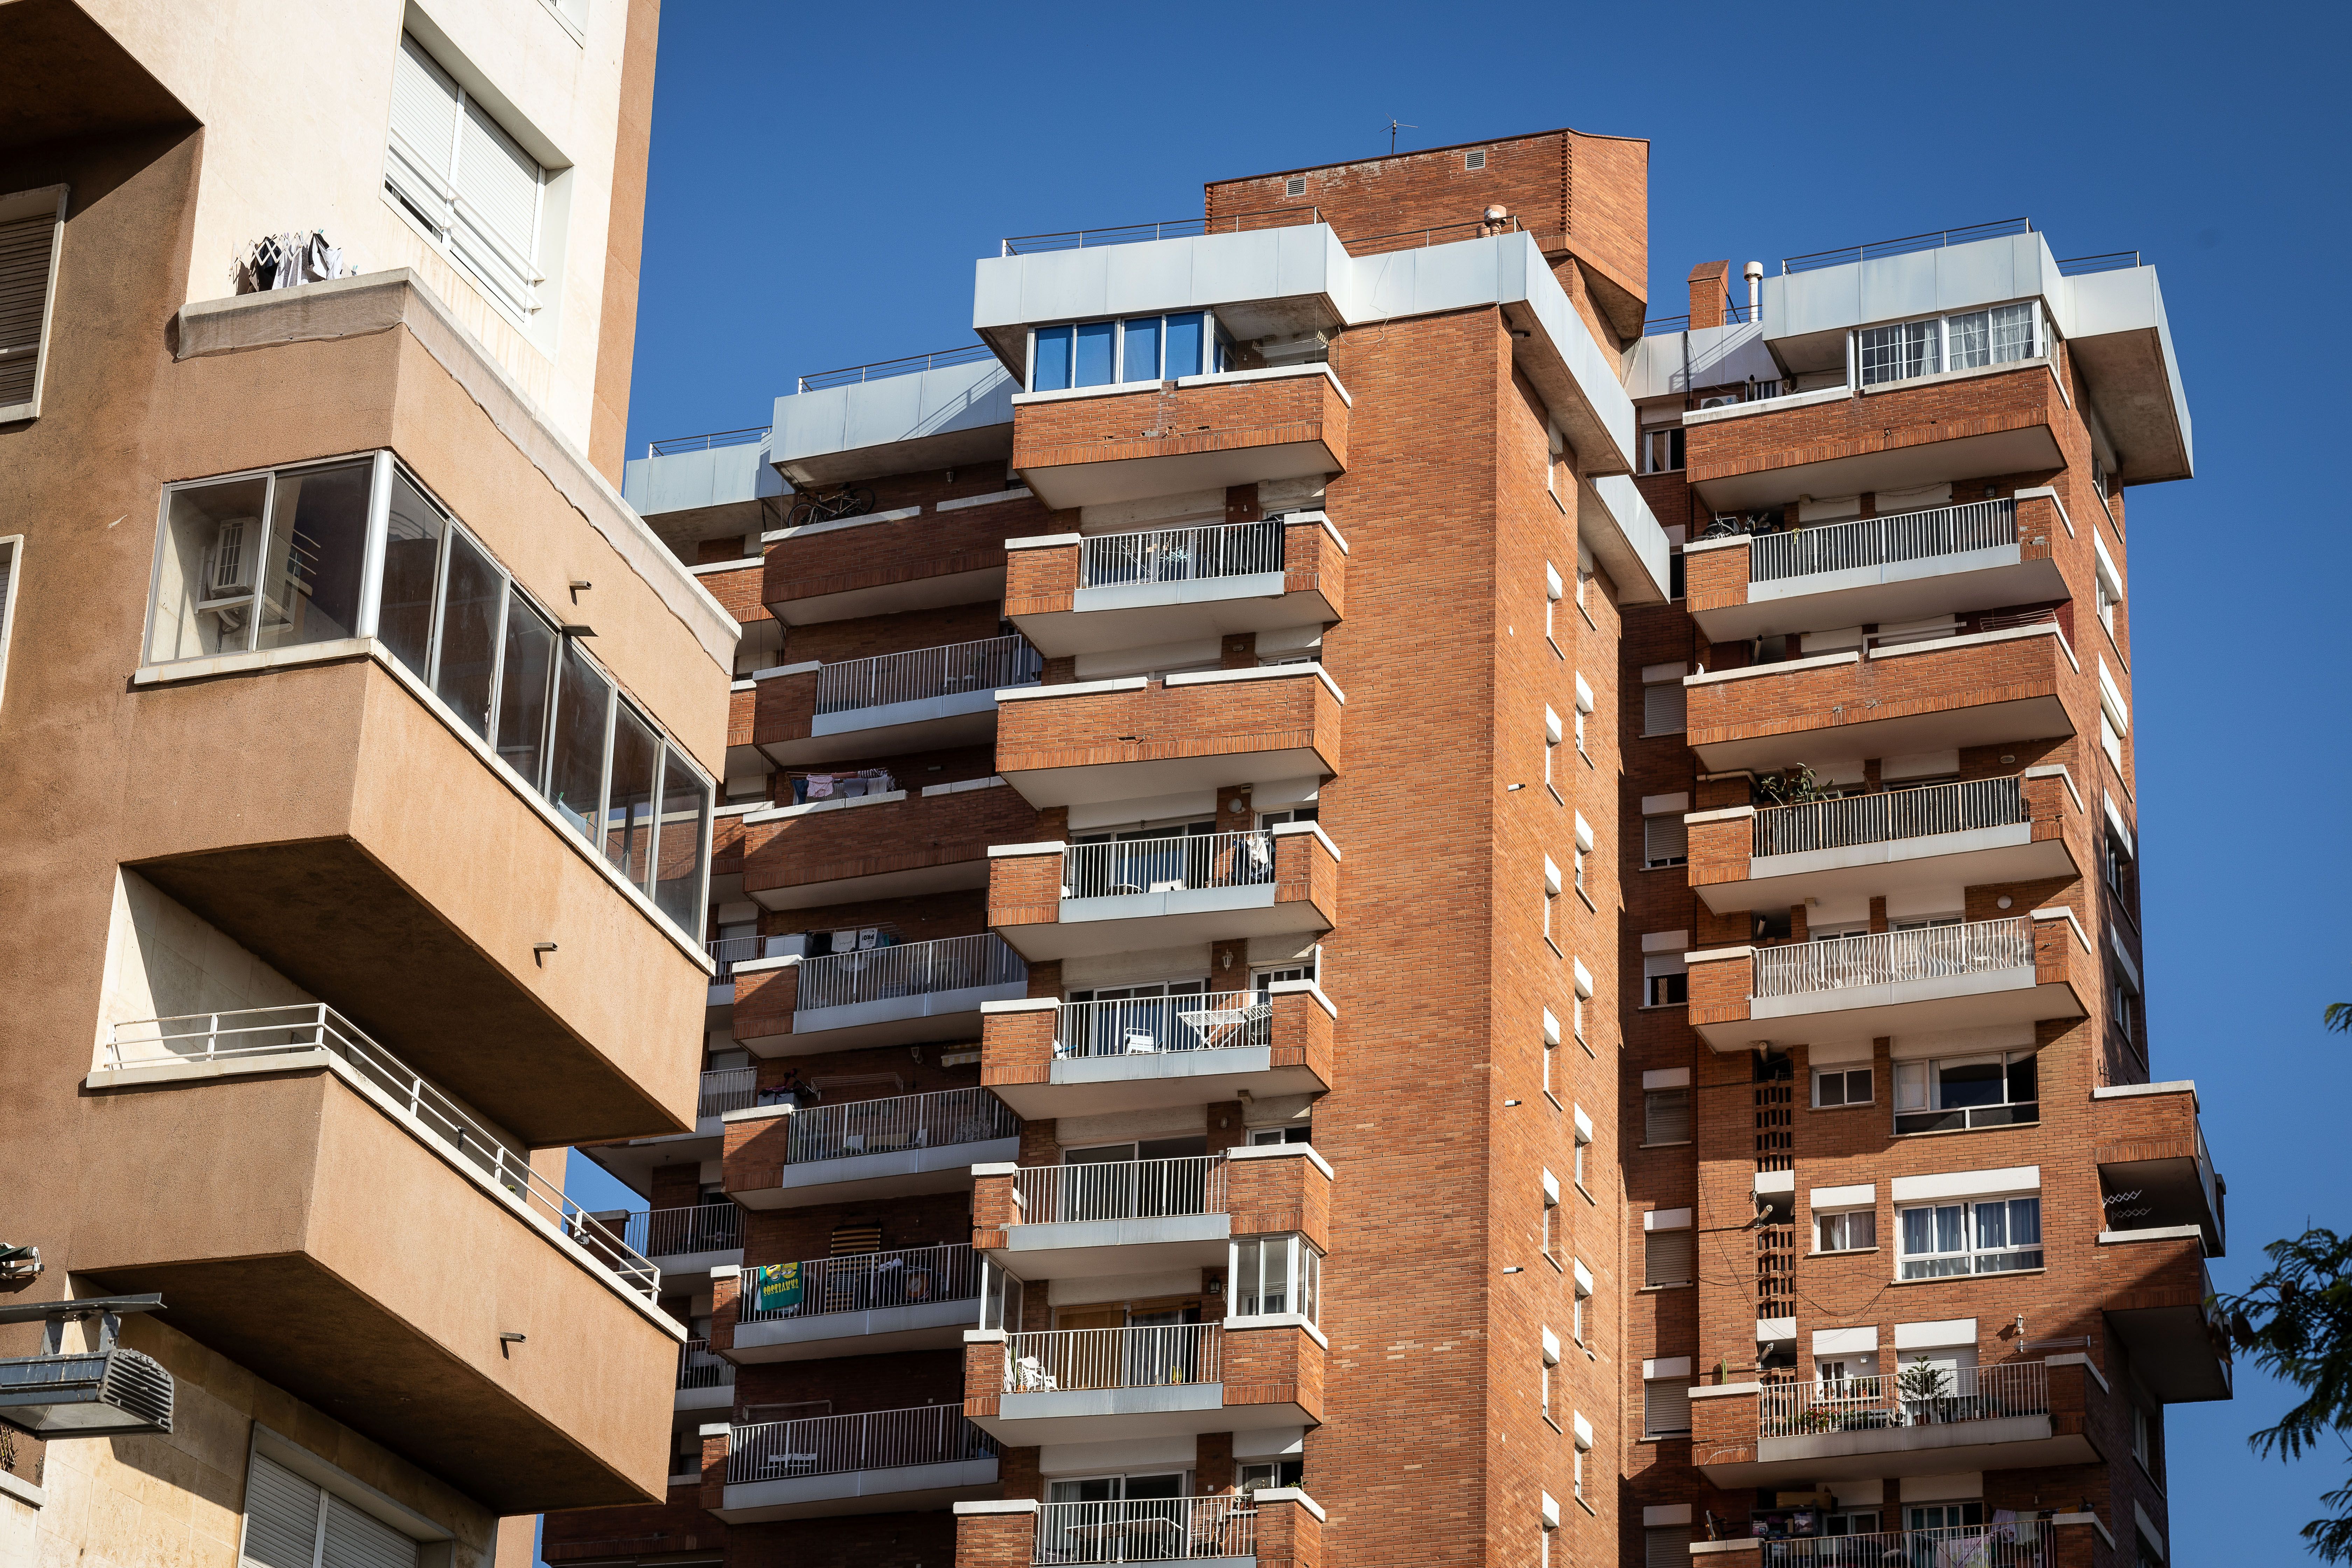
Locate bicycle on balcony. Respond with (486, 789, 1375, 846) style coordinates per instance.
(784, 485, 879, 528)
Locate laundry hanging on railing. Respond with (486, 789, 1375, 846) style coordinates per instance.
(231, 230, 358, 294)
(793, 768, 896, 804)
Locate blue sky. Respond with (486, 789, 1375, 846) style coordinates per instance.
(583, 2, 2352, 1558)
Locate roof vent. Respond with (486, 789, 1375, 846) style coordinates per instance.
(1284, 176, 1307, 198)
(1465, 150, 1487, 170)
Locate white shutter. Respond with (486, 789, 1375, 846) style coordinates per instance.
(1643, 1228, 1694, 1287)
(322, 1495, 420, 1568)
(1642, 679, 1686, 735)
(453, 97, 542, 283)
(387, 35, 460, 228)
(1643, 1378, 1692, 1436)
(0, 189, 64, 418)
(1643, 813, 1688, 867)
(239, 1454, 323, 1568)
(386, 33, 541, 317)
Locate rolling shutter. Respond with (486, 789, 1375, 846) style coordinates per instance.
(1642, 679, 1686, 736)
(1645, 1527, 1691, 1567)
(386, 35, 460, 230)
(1643, 1228, 1694, 1288)
(385, 33, 542, 316)
(1642, 1377, 1692, 1436)
(0, 189, 64, 419)
(1643, 813, 1688, 868)
(453, 97, 542, 289)
(322, 1496, 419, 1568)
(1643, 1089, 1691, 1146)
(239, 1452, 421, 1568)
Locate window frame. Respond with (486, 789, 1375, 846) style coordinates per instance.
(1026, 309, 1228, 392)
(1852, 299, 2044, 389)
(383, 32, 551, 326)
(1896, 1194, 2044, 1279)
(1812, 1065, 1874, 1109)
(1891, 1051, 2039, 1135)
(0, 184, 68, 423)
(1813, 1206, 1877, 1254)
(0, 534, 20, 715)
(1227, 1232, 1322, 1325)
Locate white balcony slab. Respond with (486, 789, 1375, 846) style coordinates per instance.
(974, 1383, 1310, 1446)
(739, 1137, 1022, 1211)
(989, 1212, 1231, 1280)
(1695, 821, 2076, 915)
(1692, 545, 2068, 644)
(763, 687, 1007, 768)
(750, 980, 1031, 1057)
(1694, 962, 2081, 1049)
(675, 1381, 734, 1414)
(1701, 1416, 2092, 1487)
(988, 1047, 1329, 1120)
(717, 1456, 1001, 1523)
(730, 1297, 983, 1363)
(1003, 884, 1331, 962)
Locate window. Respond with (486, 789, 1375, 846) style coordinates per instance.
(0, 536, 18, 713)
(1540, 1168, 1561, 1262)
(1644, 1223, 1694, 1288)
(1668, 547, 1686, 600)
(143, 458, 714, 939)
(978, 1258, 1025, 1332)
(0, 184, 66, 422)
(1571, 1113, 1591, 1191)
(239, 1449, 424, 1568)
(2111, 974, 2139, 1048)
(1573, 672, 1593, 755)
(1544, 560, 1562, 642)
(1230, 1234, 1321, 1324)
(1642, 812, 1687, 869)
(1542, 856, 1561, 940)
(2132, 1401, 2164, 1482)
(1892, 1052, 2038, 1134)
(1643, 1375, 1692, 1437)
(1030, 311, 1223, 390)
(1898, 1195, 2043, 1278)
(1642, 672, 1686, 735)
(2101, 709, 2124, 773)
(1572, 1267, 1591, 1345)
(1815, 1208, 1876, 1253)
(1642, 953, 1687, 1008)
(2102, 824, 2138, 912)
(1856, 302, 2040, 387)
(1639, 426, 1684, 474)
(1643, 1088, 1690, 1146)
(1540, 1328, 1558, 1419)
(386, 33, 548, 322)
(1645, 1527, 1693, 1567)
(1239, 1458, 1302, 1492)
(1544, 706, 1562, 787)
(1541, 1010, 1558, 1097)
(1813, 1066, 1872, 1108)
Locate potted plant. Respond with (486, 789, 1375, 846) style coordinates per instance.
(1897, 1359, 1953, 1423)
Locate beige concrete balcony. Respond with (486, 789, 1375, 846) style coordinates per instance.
(714, 1405, 1000, 1522)
(1685, 909, 2090, 1051)
(79, 1011, 681, 1511)
(980, 984, 1335, 1120)
(1682, 618, 2078, 776)
(1690, 1356, 2098, 1486)
(989, 824, 1340, 961)
(994, 664, 1343, 809)
(964, 1320, 1321, 1445)
(1004, 514, 1346, 658)
(1686, 768, 2081, 915)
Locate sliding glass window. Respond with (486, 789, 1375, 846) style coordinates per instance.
(1028, 310, 1226, 390)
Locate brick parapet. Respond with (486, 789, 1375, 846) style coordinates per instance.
(1224, 1148, 1330, 1249)
(1010, 373, 1350, 479)
(1222, 1321, 1324, 1421)
(995, 670, 1342, 783)
(741, 780, 1041, 901)
(763, 490, 1047, 616)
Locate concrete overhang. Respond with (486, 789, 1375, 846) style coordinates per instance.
(621, 439, 785, 550)
(736, 1137, 1021, 1211)
(716, 1456, 1000, 1522)
(730, 1297, 981, 1363)
(770, 359, 1017, 489)
(1695, 822, 2079, 916)
(1700, 1417, 2095, 1488)
(989, 1046, 1332, 1122)
(986, 1213, 1232, 1280)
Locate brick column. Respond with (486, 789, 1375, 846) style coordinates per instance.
(1687, 261, 1730, 328)
(955, 1499, 1039, 1568)
(972, 1161, 1019, 1249)
(1250, 1489, 1323, 1568)
(710, 1264, 741, 1352)
(695, 1421, 729, 1509)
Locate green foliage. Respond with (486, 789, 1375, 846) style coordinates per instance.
(1896, 1359, 1953, 1403)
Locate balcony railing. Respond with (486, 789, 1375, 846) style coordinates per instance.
(1781, 218, 2033, 274)
(1003, 1324, 1220, 1393)
(106, 1006, 658, 1300)
(700, 1065, 758, 1118)
(1002, 206, 1318, 256)
(1079, 519, 1284, 590)
(1753, 776, 2027, 859)
(2057, 251, 2141, 276)
(1751, 917, 2032, 1000)
(1757, 1358, 2050, 1439)
(679, 1337, 734, 1390)
(646, 425, 769, 458)
(707, 934, 775, 981)
(1013, 1156, 1228, 1225)
(1064, 830, 1277, 899)
(784, 1086, 1020, 1164)
(1034, 1497, 1256, 1565)
(1746, 499, 2017, 585)
(814, 634, 1043, 716)
(796, 344, 995, 394)
(1761, 1521, 2053, 1567)
(738, 1243, 981, 1323)
(622, 1203, 743, 1259)
(796, 932, 1026, 1013)
(727, 1403, 997, 1484)
(1054, 989, 1272, 1059)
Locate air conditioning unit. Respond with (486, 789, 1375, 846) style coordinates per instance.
(1698, 394, 1739, 410)
(200, 517, 258, 598)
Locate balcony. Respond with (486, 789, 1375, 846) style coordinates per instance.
(731, 1243, 983, 1362)
(995, 665, 1343, 809)
(1006, 514, 1348, 658)
(1683, 619, 2077, 775)
(1691, 1357, 2096, 1485)
(2093, 1081, 2226, 1254)
(741, 776, 1040, 912)
(755, 635, 1044, 767)
(81, 1008, 680, 1510)
(1010, 365, 1351, 510)
(1686, 911, 2089, 1050)
(727, 1087, 1023, 1210)
(975, 1145, 1330, 1280)
(714, 1405, 1000, 1522)
(2096, 1226, 2232, 1403)
(577, 1066, 755, 1197)
(1756, 1521, 2056, 1566)
(967, 1320, 1320, 1444)
(618, 1203, 744, 1290)
(990, 825, 1340, 961)
(981, 984, 1335, 1119)
(676, 1337, 736, 1415)
(763, 485, 1035, 627)
(769, 355, 1017, 490)
(733, 932, 1030, 1055)
(1033, 1496, 1260, 1567)
(1681, 496, 2071, 644)
(1687, 769, 2081, 914)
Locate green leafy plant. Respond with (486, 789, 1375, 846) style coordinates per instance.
(1757, 765, 1833, 808)
(1897, 1360, 1953, 1405)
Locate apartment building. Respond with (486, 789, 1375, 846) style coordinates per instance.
(554, 132, 2222, 1568)
(0, 1, 719, 1566)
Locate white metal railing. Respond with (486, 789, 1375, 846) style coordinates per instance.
(678, 1337, 734, 1390)
(814, 634, 1041, 716)
(1751, 917, 2033, 999)
(728, 1404, 996, 1484)
(699, 1066, 757, 1118)
(707, 935, 771, 981)
(1753, 776, 2026, 859)
(1760, 1521, 2053, 1567)
(385, 130, 545, 318)
(1054, 989, 1273, 1059)
(795, 933, 1026, 1013)
(1013, 1156, 1228, 1225)
(1034, 1497, 1257, 1565)
(621, 1203, 743, 1259)
(1079, 519, 1285, 589)
(738, 1243, 981, 1322)
(1003, 1324, 1220, 1394)
(785, 1086, 1020, 1164)
(1064, 830, 1276, 899)
(1748, 498, 2017, 584)
(1757, 1358, 2050, 1439)
(105, 1005, 658, 1300)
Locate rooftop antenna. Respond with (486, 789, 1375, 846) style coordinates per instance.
(1388, 120, 1418, 155)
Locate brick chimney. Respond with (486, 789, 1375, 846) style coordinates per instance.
(1687, 260, 1731, 328)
